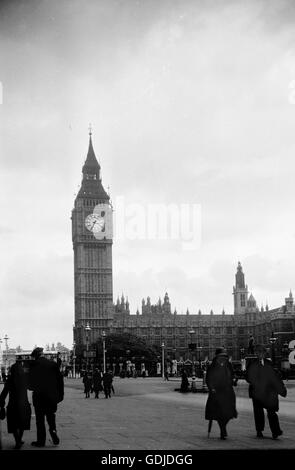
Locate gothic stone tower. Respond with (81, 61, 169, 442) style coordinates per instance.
(233, 261, 249, 314)
(72, 132, 113, 349)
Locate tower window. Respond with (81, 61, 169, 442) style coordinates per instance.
(241, 294, 246, 307)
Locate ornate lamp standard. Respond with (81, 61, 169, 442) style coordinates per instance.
(4, 334, 9, 374)
(161, 342, 165, 379)
(0, 338, 2, 374)
(189, 329, 195, 375)
(84, 323, 91, 370)
(269, 333, 277, 366)
(72, 341, 76, 378)
(102, 331, 106, 373)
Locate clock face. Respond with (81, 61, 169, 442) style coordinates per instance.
(85, 214, 105, 233)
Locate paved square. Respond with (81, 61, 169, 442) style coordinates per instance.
(1, 377, 295, 450)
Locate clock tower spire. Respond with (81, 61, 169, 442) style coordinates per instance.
(77, 131, 109, 201)
(72, 131, 113, 353)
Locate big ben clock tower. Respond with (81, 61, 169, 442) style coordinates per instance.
(72, 130, 113, 351)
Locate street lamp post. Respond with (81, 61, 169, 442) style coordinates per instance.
(4, 334, 9, 374)
(161, 342, 165, 379)
(0, 338, 2, 375)
(189, 329, 195, 375)
(102, 331, 106, 374)
(72, 341, 76, 378)
(269, 333, 277, 367)
(84, 323, 91, 370)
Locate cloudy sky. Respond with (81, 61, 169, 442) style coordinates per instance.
(1, 0, 295, 350)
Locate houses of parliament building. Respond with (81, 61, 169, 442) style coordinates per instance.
(72, 134, 295, 362)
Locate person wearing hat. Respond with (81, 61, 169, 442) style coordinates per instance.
(0, 360, 31, 449)
(205, 347, 238, 440)
(28, 347, 64, 447)
(245, 344, 287, 439)
(92, 368, 103, 399)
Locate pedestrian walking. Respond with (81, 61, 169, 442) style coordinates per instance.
(103, 370, 113, 398)
(245, 344, 287, 439)
(56, 352, 62, 370)
(83, 372, 93, 398)
(180, 370, 189, 393)
(92, 368, 103, 399)
(191, 375, 197, 391)
(28, 347, 64, 447)
(205, 348, 237, 440)
(0, 361, 31, 449)
(164, 370, 169, 381)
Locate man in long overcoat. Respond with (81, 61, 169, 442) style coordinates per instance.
(28, 347, 64, 447)
(102, 370, 113, 398)
(205, 348, 237, 439)
(245, 344, 287, 439)
(92, 368, 103, 398)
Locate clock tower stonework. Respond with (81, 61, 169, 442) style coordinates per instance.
(72, 133, 113, 350)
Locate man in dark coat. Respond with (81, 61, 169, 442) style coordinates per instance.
(28, 347, 64, 447)
(92, 368, 103, 398)
(246, 344, 287, 439)
(83, 372, 93, 398)
(205, 348, 237, 439)
(102, 370, 113, 398)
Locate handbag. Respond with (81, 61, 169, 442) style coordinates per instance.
(0, 406, 5, 420)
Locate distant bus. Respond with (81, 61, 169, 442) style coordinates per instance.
(14, 350, 59, 366)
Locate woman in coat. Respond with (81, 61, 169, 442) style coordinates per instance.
(205, 348, 237, 439)
(180, 370, 189, 392)
(0, 361, 31, 449)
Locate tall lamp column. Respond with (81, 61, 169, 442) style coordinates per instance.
(85, 323, 91, 370)
(189, 329, 195, 375)
(161, 342, 165, 379)
(102, 331, 106, 374)
(4, 334, 9, 374)
(72, 341, 76, 378)
(269, 333, 277, 367)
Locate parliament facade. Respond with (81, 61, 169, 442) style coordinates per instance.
(72, 135, 295, 362)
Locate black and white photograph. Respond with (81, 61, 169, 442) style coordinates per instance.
(1, 0, 295, 460)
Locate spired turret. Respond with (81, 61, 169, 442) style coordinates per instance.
(233, 261, 249, 315)
(77, 133, 110, 201)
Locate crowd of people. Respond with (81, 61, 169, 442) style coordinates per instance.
(82, 368, 114, 399)
(0, 343, 289, 449)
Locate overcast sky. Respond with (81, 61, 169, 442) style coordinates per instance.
(1, 0, 295, 350)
